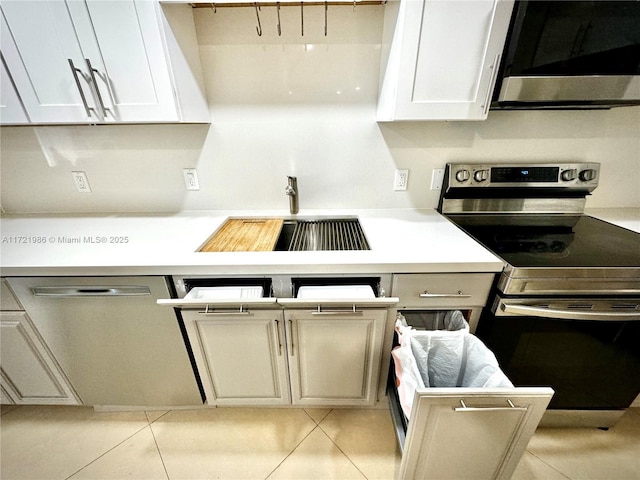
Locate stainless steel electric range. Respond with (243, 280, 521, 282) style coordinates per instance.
(438, 162, 640, 427)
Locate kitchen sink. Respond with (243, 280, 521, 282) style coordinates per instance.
(274, 217, 370, 251)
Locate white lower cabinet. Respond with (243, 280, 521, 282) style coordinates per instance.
(285, 309, 386, 406)
(183, 310, 290, 406)
(0, 312, 79, 405)
(181, 305, 388, 407)
(399, 388, 553, 480)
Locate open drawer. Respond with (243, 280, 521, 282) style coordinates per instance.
(388, 312, 553, 480)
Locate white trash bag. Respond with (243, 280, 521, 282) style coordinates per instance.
(392, 313, 513, 419)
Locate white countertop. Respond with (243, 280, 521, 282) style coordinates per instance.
(0, 209, 504, 276)
(2, 208, 637, 277)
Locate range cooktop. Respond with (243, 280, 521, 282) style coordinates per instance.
(449, 214, 640, 270)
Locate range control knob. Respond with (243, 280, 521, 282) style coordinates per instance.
(579, 169, 597, 182)
(560, 169, 577, 181)
(455, 169, 470, 182)
(474, 169, 489, 182)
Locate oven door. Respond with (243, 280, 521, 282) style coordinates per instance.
(476, 296, 640, 416)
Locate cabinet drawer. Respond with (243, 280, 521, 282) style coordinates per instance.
(392, 274, 494, 308)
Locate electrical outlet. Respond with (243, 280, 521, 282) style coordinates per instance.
(72, 171, 91, 193)
(183, 168, 200, 191)
(394, 169, 409, 191)
(431, 168, 445, 190)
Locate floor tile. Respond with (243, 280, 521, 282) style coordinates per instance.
(150, 408, 316, 480)
(319, 409, 401, 480)
(268, 427, 366, 480)
(68, 426, 168, 480)
(0, 406, 150, 480)
(304, 408, 332, 424)
(511, 451, 570, 480)
(1, 404, 20, 416)
(525, 408, 640, 480)
(145, 410, 169, 424)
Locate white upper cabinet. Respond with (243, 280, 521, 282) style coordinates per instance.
(377, 0, 514, 121)
(0, 0, 209, 124)
(0, 53, 28, 124)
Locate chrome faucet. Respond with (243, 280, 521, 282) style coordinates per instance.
(285, 176, 299, 214)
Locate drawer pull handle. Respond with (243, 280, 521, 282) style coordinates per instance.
(454, 399, 528, 412)
(310, 305, 363, 316)
(419, 291, 472, 298)
(198, 305, 251, 315)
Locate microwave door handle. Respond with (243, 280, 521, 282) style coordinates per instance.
(500, 303, 640, 321)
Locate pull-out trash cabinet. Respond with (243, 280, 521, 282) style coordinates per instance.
(389, 311, 554, 480)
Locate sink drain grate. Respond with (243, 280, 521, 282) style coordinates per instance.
(288, 219, 370, 251)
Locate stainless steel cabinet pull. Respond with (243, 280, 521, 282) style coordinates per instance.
(454, 399, 528, 412)
(198, 304, 251, 315)
(274, 319, 282, 356)
(288, 318, 295, 356)
(68, 59, 95, 118)
(85, 59, 109, 118)
(310, 305, 363, 316)
(501, 303, 640, 321)
(32, 286, 150, 297)
(419, 291, 471, 298)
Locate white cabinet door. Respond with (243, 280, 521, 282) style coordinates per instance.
(1, 1, 96, 123)
(66, 0, 178, 122)
(285, 309, 386, 406)
(183, 310, 290, 406)
(378, 0, 514, 121)
(399, 387, 554, 480)
(0, 55, 28, 124)
(0, 312, 79, 405)
(0, 0, 199, 123)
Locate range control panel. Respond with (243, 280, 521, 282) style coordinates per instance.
(444, 163, 600, 190)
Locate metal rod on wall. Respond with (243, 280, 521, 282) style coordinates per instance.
(254, 2, 262, 36)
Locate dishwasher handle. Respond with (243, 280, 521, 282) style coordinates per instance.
(31, 286, 151, 297)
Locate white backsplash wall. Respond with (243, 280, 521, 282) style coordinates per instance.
(0, 6, 638, 214)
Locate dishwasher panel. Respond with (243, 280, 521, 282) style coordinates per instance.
(7, 276, 202, 407)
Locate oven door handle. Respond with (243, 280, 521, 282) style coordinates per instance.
(499, 303, 640, 321)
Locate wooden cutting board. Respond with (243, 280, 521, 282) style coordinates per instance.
(198, 218, 284, 252)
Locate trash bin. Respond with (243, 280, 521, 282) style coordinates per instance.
(392, 312, 513, 419)
(389, 311, 554, 480)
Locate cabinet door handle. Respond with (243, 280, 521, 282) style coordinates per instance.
(67, 59, 95, 118)
(85, 58, 109, 118)
(288, 319, 295, 356)
(274, 319, 283, 356)
(454, 399, 528, 412)
(419, 291, 471, 298)
(310, 304, 364, 315)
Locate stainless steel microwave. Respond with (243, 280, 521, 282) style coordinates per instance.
(492, 1, 640, 110)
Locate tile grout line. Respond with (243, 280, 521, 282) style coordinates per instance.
(525, 449, 573, 480)
(62, 422, 152, 480)
(263, 423, 322, 480)
(146, 410, 171, 480)
(302, 408, 333, 425)
(316, 422, 369, 480)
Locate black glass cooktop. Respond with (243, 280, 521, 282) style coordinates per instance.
(448, 215, 640, 269)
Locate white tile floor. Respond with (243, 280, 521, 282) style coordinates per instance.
(1, 405, 638, 480)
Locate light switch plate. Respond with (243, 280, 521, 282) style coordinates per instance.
(431, 168, 445, 190)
